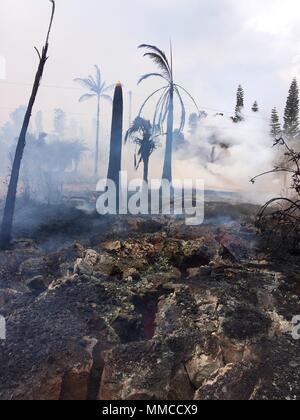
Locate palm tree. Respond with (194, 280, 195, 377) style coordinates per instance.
(125, 117, 160, 183)
(74, 66, 113, 178)
(138, 43, 199, 182)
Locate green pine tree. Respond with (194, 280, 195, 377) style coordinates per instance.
(270, 108, 281, 138)
(284, 78, 299, 137)
(234, 85, 244, 122)
(252, 101, 259, 113)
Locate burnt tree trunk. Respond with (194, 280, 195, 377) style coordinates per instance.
(107, 82, 123, 209)
(143, 155, 149, 184)
(94, 94, 100, 179)
(0, 0, 55, 249)
(162, 86, 174, 183)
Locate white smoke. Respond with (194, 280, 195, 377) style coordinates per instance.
(122, 112, 281, 204)
(172, 113, 281, 203)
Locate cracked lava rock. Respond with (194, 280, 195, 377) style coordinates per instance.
(0, 212, 300, 400)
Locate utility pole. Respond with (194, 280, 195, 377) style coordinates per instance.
(128, 90, 132, 128)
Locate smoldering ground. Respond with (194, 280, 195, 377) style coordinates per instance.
(0, 108, 281, 247)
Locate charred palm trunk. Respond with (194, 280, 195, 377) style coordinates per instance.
(94, 95, 100, 179)
(107, 82, 123, 209)
(143, 155, 149, 184)
(22, 163, 31, 204)
(0, 1, 55, 249)
(162, 86, 174, 183)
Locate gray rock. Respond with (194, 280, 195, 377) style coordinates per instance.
(74, 258, 93, 276)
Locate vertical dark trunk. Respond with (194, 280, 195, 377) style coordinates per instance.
(143, 155, 149, 184)
(0, 1, 55, 249)
(94, 95, 100, 179)
(107, 82, 123, 208)
(162, 87, 174, 182)
(22, 164, 31, 204)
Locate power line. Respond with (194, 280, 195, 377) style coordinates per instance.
(0, 106, 114, 118)
(0, 79, 271, 122)
(0, 80, 82, 90)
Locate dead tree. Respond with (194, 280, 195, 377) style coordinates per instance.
(251, 136, 300, 249)
(107, 82, 124, 208)
(0, 0, 56, 249)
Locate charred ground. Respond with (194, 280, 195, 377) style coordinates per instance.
(0, 200, 299, 400)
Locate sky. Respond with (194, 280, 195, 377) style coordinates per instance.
(0, 0, 300, 194)
(1, 0, 300, 129)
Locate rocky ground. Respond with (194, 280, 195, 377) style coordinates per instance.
(0, 204, 299, 400)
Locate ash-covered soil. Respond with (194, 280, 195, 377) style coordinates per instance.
(0, 203, 299, 400)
